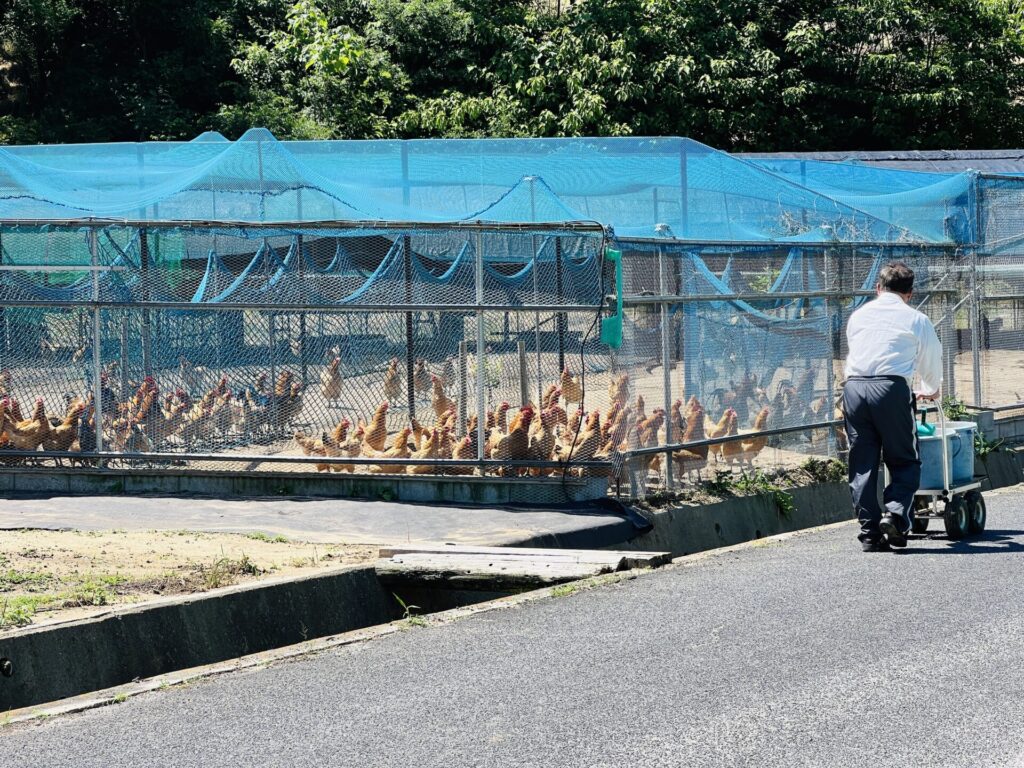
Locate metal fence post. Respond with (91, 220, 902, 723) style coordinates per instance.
(403, 233, 416, 418)
(556, 236, 566, 372)
(268, 312, 278, 434)
(475, 233, 487, 473)
(658, 245, 674, 489)
(518, 340, 529, 410)
(970, 247, 983, 406)
(458, 339, 468, 437)
(90, 228, 104, 461)
(140, 227, 152, 376)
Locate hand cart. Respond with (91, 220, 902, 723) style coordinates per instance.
(907, 390, 986, 540)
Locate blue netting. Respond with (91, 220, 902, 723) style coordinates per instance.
(0, 128, 977, 244)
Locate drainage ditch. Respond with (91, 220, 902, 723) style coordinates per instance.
(0, 547, 665, 713)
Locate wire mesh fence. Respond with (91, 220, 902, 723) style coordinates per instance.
(0, 222, 1006, 500)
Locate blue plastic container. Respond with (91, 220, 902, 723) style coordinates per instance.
(918, 428, 960, 491)
(944, 420, 977, 484)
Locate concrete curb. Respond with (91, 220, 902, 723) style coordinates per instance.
(0, 565, 396, 713)
(621, 481, 852, 557)
(0, 467, 606, 505)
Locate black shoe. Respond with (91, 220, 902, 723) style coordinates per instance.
(861, 538, 891, 553)
(879, 515, 908, 548)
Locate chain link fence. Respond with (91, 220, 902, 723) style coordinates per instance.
(0, 222, 1004, 500)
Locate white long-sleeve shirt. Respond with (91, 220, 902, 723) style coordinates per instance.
(844, 292, 943, 395)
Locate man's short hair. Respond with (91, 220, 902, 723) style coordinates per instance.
(878, 262, 914, 295)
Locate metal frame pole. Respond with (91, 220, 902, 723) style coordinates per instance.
(403, 234, 416, 418)
(518, 341, 529, 409)
(475, 233, 487, 473)
(458, 339, 468, 437)
(139, 227, 152, 375)
(659, 245, 674, 488)
(970, 247, 983, 406)
(90, 228, 104, 459)
(556, 235, 566, 371)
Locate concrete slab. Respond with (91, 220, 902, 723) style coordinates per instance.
(0, 493, 643, 549)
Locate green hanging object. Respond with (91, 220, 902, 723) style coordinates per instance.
(600, 248, 623, 349)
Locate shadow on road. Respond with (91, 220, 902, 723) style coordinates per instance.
(898, 529, 1024, 555)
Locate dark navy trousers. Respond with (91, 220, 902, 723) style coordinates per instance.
(843, 376, 920, 542)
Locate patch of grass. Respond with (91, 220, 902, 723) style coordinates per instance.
(799, 457, 847, 484)
(550, 583, 579, 598)
(112, 692, 129, 704)
(0, 569, 55, 593)
(404, 616, 429, 628)
(245, 532, 289, 544)
(60, 577, 121, 608)
(0, 594, 60, 628)
(199, 555, 262, 590)
(701, 469, 796, 517)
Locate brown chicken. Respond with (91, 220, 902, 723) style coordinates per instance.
(563, 410, 603, 476)
(449, 434, 476, 475)
(738, 406, 771, 467)
(413, 359, 432, 396)
(528, 407, 559, 477)
(635, 394, 647, 424)
(42, 400, 86, 459)
(329, 422, 363, 473)
(407, 428, 441, 474)
(608, 373, 630, 408)
(274, 370, 293, 398)
(601, 401, 623, 444)
(628, 409, 665, 477)
(320, 357, 343, 401)
(669, 398, 686, 440)
(673, 402, 708, 478)
(362, 401, 390, 452)
(492, 406, 535, 476)
(431, 375, 456, 420)
(366, 426, 412, 474)
(705, 408, 734, 462)
(1, 397, 50, 452)
(0, 369, 11, 398)
(542, 384, 561, 410)
(294, 430, 331, 472)
(276, 381, 304, 428)
(407, 415, 428, 451)
(383, 358, 402, 402)
(720, 410, 743, 466)
(561, 367, 583, 404)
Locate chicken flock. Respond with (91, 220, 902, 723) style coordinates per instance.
(0, 355, 839, 481)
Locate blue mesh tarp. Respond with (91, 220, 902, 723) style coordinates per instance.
(0, 128, 972, 244)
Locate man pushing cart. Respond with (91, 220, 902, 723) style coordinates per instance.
(843, 261, 943, 551)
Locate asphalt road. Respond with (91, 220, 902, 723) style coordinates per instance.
(6, 489, 1024, 768)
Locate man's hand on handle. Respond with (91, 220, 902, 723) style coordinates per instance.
(916, 391, 939, 402)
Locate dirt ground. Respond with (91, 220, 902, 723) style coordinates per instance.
(0, 529, 376, 630)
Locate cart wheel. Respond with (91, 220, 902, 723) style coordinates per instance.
(965, 490, 986, 534)
(943, 496, 969, 540)
(910, 511, 929, 534)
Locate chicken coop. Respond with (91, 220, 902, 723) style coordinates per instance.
(0, 129, 1015, 501)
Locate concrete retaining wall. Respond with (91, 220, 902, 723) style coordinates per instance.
(0, 467, 607, 504)
(977, 449, 1024, 490)
(622, 482, 852, 557)
(0, 565, 397, 712)
(974, 411, 1024, 447)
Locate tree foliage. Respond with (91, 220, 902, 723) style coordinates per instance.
(1, 0, 1023, 149)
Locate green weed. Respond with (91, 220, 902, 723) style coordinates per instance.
(550, 583, 579, 598)
(245, 532, 289, 544)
